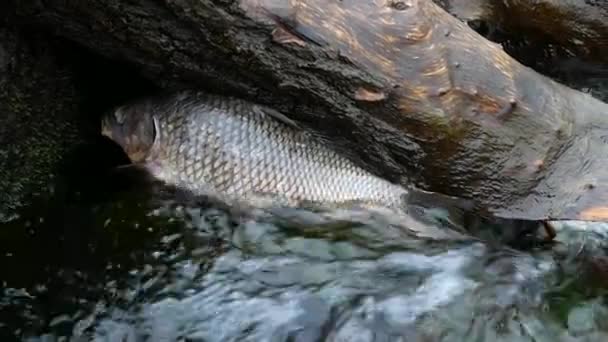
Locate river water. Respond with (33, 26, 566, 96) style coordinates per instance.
(2, 58, 608, 342)
(1, 162, 608, 342)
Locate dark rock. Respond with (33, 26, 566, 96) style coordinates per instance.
(0, 18, 86, 219)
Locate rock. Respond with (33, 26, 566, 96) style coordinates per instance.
(0, 17, 85, 219)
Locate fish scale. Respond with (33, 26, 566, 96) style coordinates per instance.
(109, 90, 409, 209)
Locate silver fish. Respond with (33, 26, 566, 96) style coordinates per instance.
(101, 90, 408, 210)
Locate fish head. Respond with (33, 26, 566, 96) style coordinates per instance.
(101, 103, 158, 163)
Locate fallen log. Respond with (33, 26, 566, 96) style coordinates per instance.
(434, 0, 608, 65)
(433, 0, 488, 23)
(9, 0, 608, 223)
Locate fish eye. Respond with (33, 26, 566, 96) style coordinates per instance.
(114, 109, 126, 124)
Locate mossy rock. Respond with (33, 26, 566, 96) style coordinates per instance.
(0, 23, 87, 219)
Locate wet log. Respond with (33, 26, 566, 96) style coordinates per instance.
(9, 0, 608, 223)
(434, 0, 608, 65)
(433, 0, 488, 22)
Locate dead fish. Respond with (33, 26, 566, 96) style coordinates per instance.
(101, 90, 409, 211)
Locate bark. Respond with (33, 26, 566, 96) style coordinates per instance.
(434, 0, 608, 65)
(433, 0, 488, 22)
(9, 0, 608, 222)
(433, 1, 608, 103)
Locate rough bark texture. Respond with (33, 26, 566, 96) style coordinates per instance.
(9, 0, 608, 222)
(0, 13, 90, 219)
(434, 0, 608, 65)
(433, 1, 608, 102)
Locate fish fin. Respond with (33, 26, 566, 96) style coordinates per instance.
(112, 164, 138, 171)
(140, 160, 165, 178)
(110, 161, 167, 183)
(403, 187, 477, 231)
(253, 105, 302, 130)
(405, 187, 476, 212)
(109, 163, 149, 175)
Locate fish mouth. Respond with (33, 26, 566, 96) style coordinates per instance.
(101, 126, 112, 140)
(100, 116, 114, 140)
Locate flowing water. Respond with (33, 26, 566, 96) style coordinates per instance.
(2, 49, 608, 342)
(2, 162, 608, 342)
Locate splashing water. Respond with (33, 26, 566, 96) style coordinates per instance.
(3, 176, 608, 342)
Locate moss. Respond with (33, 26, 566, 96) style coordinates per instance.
(0, 16, 158, 220)
(0, 27, 83, 218)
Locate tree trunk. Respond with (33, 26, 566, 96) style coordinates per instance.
(10, 0, 608, 222)
(434, 0, 608, 65)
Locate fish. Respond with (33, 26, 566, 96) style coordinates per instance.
(100, 90, 410, 211)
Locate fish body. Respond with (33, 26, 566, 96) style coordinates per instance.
(101, 90, 408, 210)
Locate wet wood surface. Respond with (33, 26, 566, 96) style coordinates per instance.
(435, 0, 608, 65)
(9, 0, 608, 222)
